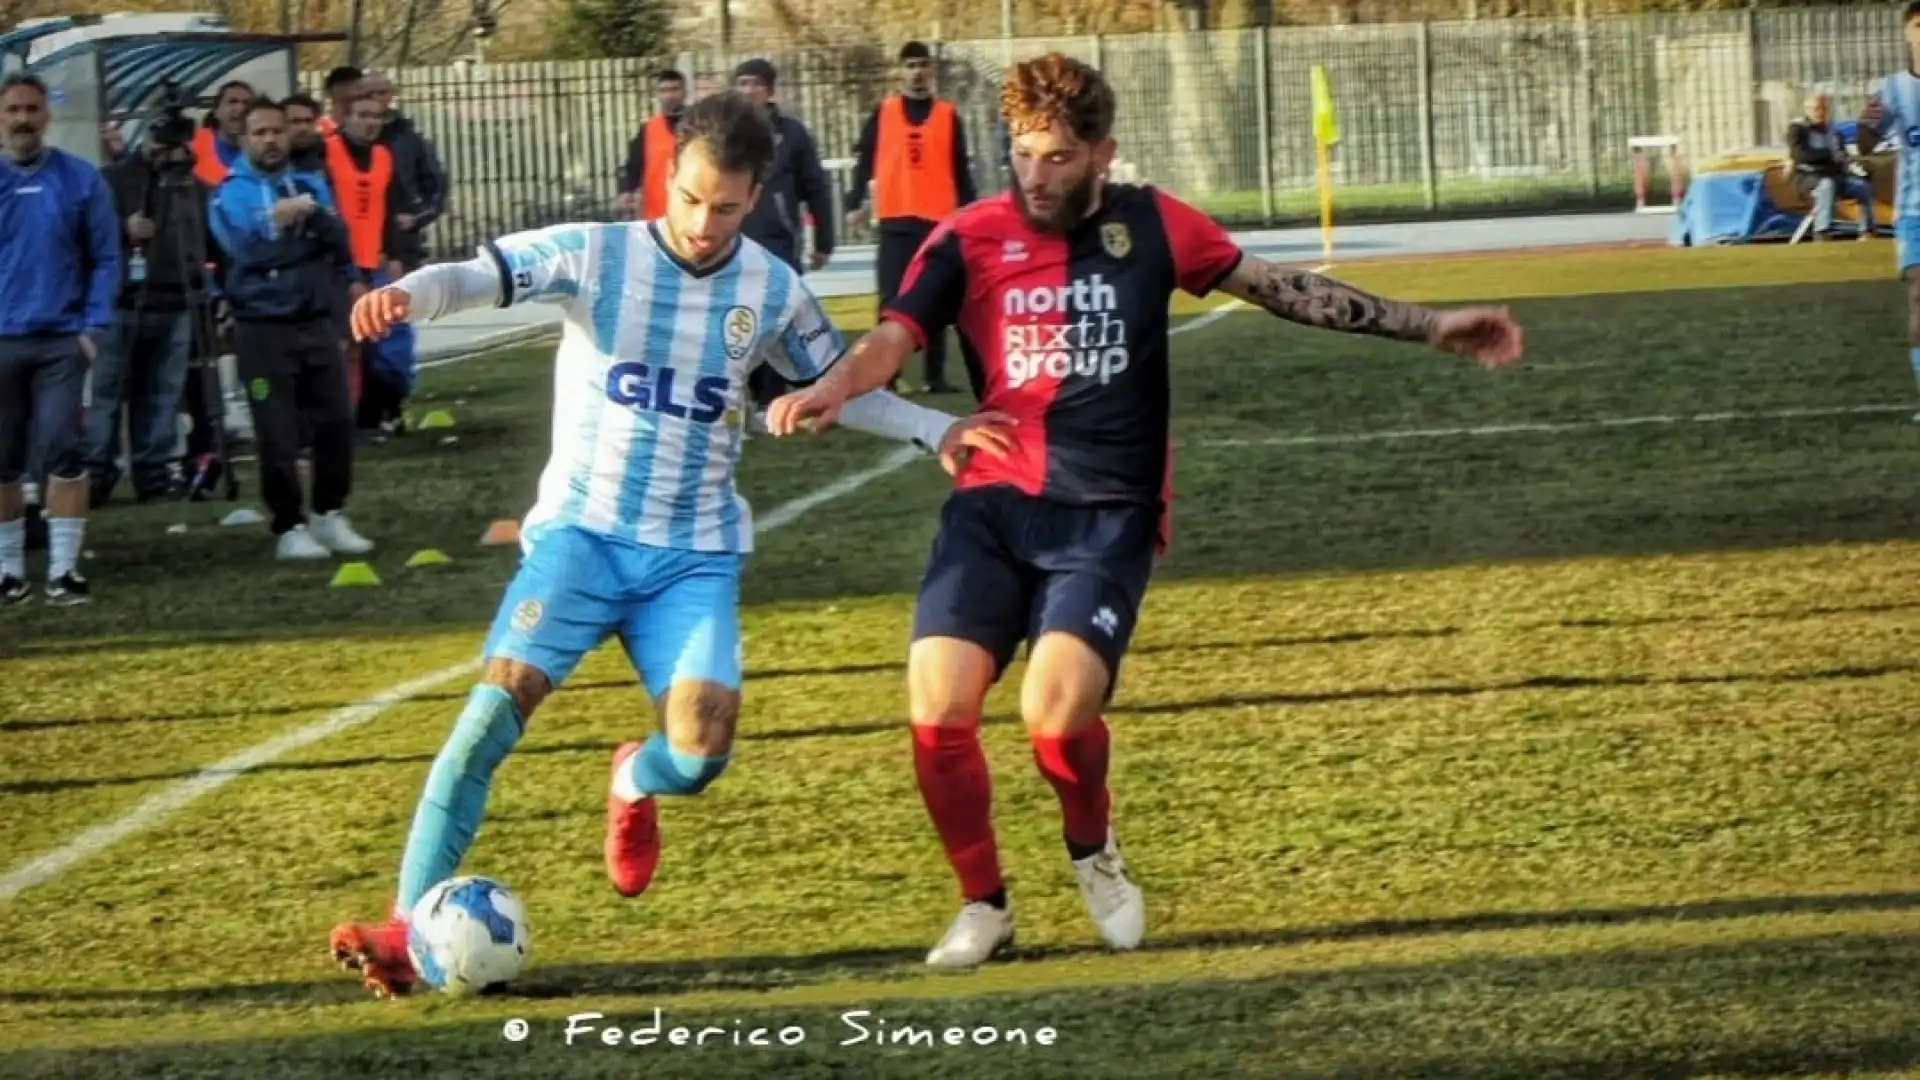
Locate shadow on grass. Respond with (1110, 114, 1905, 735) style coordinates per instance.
(10, 596, 1918, 735)
(6, 656, 1914, 794)
(3, 928, 1915, 1079)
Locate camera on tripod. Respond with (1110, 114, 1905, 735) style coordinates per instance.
(145, 80, 198, 152)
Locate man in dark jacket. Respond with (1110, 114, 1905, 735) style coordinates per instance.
(732, 58, 835, 405)
(87, 127, 213, 504)
(1789, 90, 1876, 240)
(732, 59, 835, 271)
(361, 72, 447, 271)
(208, 99, 374, 562)
(283, 91, 328, 172)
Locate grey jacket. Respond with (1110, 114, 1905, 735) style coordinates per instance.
(741, 106, 835, 268)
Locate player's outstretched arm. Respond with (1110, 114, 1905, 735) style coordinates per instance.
(355, 225, 592, 342)
(351, 256, 500, 341)
(1216, 254, 1523, 367)
(837, 389, 959, 453)
(765, 319, 918, 435)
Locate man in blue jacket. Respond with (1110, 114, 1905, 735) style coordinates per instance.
(0, 73, 120, 607)
(208, 98, 374, 562)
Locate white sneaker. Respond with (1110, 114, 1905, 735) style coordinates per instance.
(925, 900, 1015, 970)
(276, 525, 332, 561)
(309, 510, 373, 555)
(1074, 831, 1145, 951)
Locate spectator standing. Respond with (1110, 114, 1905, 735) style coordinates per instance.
(615, 68, 688, 220)
(0, 73, 120, 606)
(1789, 90, 1876, 241)
(844, 41, 975, 394)
(208, 99, 374, 561)
(192, 80, 253, 188)
(319, 66, 362, 138)
(361, 72, 447, 272)
(87, 126, 212, 505)
(731, 57, 835, 406)
(324, 92, 412, 431)
(283, 91, 328, 171)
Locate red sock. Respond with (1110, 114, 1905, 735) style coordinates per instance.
(912, 723, 1003, 902)
(1032, 716, 1113, 851)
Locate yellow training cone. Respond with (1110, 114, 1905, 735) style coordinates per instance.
(417, 410, 456, 430)
(330, 561, 382, 588)
(406, 549, 453, 568)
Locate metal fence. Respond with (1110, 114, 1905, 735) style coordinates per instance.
(319, 3, 1906, 260)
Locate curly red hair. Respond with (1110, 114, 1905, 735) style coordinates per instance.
(1001, 52, 1115, 144)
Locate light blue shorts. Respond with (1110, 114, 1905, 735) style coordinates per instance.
(1897, 218, 1920, 275)
(483, 524, 744, 697)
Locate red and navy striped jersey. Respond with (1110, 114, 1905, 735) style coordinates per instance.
(882, 184, 1244, 550)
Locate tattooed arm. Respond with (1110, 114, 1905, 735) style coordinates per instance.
(1215, 254, 1440, 344)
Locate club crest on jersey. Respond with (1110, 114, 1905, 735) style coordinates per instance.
(1100, 222, 1131, 259)
(722, 305, 758, 361)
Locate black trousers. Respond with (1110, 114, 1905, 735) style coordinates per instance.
(234, 318, 353, 535)
(877, 218, 949, 389)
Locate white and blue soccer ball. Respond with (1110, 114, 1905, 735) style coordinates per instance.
(406, 875, 531, 996)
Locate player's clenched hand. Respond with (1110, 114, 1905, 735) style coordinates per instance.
(937, 411, 1019, 477)
(351, 286, 412, 342)
(1429, 306, 1523, 368)
(766, 384, 848, 436)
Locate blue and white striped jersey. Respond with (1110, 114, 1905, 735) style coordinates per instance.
(488, 222, 844, 554)
(1873, 72, 1920, 221)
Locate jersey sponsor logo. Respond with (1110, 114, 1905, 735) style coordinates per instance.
(1905, 123, 1920, 150)
(722, 305, 759, 361)
(1001, 274, 1131, 389)
(605, 361, 733, 424)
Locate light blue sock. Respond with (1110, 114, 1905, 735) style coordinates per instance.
(396, 685, 523, 914)
(627, 732, 730, 797)
(1908, 347, 1920, 389)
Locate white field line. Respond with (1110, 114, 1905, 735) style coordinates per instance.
(1195, 403, 1914, 449)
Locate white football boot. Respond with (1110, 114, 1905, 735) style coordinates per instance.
(925, 900, 1015, 970)
(276, 524, 332, 561)
(1074, 831, 1145, 951)
(309, 510, 374, 555)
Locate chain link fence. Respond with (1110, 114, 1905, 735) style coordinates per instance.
(322, 3, 1904, 258)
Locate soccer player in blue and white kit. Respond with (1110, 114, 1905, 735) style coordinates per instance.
(1859, 0, 1920, 410)
(327, 92, 1010, 998)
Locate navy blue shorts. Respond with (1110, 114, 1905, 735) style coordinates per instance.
(0, 335, 88, 484)
(912, 486, 1158, 696)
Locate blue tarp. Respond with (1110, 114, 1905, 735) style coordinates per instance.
(1670, 170, 1806, 246)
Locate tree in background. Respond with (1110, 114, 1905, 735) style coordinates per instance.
(553, 0, 669, 60)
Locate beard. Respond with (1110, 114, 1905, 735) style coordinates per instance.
(1013, 167, 1098, 234)
(4, 126, 44, 161)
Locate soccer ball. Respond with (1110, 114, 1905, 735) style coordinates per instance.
(406, 876, 531, 996)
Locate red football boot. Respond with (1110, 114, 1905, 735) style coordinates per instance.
(605, 741, 662, 897)
(329, 916, 418, 998)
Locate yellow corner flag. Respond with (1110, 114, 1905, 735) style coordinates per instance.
(1310, 65, 1340, 264)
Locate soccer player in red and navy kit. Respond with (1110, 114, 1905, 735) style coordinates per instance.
(769, 53, 1523, 970)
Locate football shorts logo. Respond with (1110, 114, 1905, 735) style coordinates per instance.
(1100, 222, 1131, 259)
(722, 305, 758, 360)
(510, 600, 543, 634)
